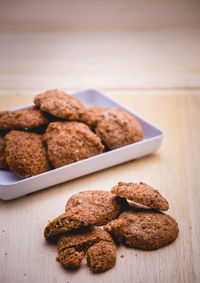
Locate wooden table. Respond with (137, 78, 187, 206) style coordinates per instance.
(0, 1, 200, 282)
(0, 94, 199, 283)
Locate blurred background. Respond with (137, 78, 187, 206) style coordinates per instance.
(0, 0, 200, 95)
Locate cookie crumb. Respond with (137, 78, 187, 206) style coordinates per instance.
(2, 230, 5, 232)
(24, 273, 26, 276)
(5, 253, 7, 256)
(120, 255, 124, 258)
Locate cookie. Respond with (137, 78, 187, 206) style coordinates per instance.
(57, 227, 115, 271)
(86, 241, 117, 273)
(56, 248, 84, 269)
(65, 190, 128, 226)
(57, 226, 113, 254)
(34, 89, 86, 120)
(0, 136, 7, 169)
(44, 213, 90, 239)
(0, 106, 49, 130)
(80, 106, 108, 128)
(43, 121, 105, 168)
(44, 190, 126, 238)
(104, 209, 179, 250)
(95, 107, 143, 150)
(5, 130, 50, 178)
(111, 182, 169, 211)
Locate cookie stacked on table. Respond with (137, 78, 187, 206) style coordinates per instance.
(44, 182, 179, 273)
(0, 89, 144, 178)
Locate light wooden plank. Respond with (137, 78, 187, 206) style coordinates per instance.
(0, 94, 199, 283)
(0, 0, 200, 32)
(0, 30, 200, 92)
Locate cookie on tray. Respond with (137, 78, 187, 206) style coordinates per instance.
(80, 106, 108, 128)
(111, 182, 169, 211)
(34, 89, 86, 120)
(95, 107, 143, 150)
(65, 190, 128, 226)
(104, 209, 179, 250)
(5, 130, 50, 178)
(86, 241, 117, 273)
(0, 136, 7, 169)
(43, 121, 105, 168)
(0, 106, 49, 130)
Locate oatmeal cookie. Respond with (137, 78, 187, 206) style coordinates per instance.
(104, 209, 179, 250)
(34, 89, 86, 120)
(57, 226, 113, 253)
(5, 130, 50, 178)
(56, 248, 84, 269)
(0, 136, 7, 169)
(80, 106, 107, 128)
(86, 241, 117, 273)
(111, 182, 169, 211)
(57, 227, 115, 271)
(95, 108, 143, 150)
(44, 213, 91, 239)
(0, 106, 49, 130)
(65, 190, 128, 226)
(43, 121, 105, 168)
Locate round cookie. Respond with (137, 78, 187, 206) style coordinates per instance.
(111, 181, 169, 211)
(104, 210, 179, 250)
(65, 190, 128, 226)
(95, 107, 143, 150)
(86, 241, 117, 273)
(80, 106, 108, 128)
(34, 89, 86, 120)
(57, 226, 113, 253)
(43, 121, 105, 168)
(0, 136, 7, 169)
(0, 106, 49, 130)
(5, 130, 50, 178)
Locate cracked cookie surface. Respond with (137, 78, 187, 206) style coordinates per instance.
(65, 190, 128, 226)
(95, 107, 143, 150)
(80, 106, 108, 128)
(111, 181, 169, 211)
(34, 89, 86, 120)
(104, 209, 179, 250)
(0, 106, 48, 130)
(44, 213, 91, 238)
(43, 121, 105, 168)
(56, 248, 84, 269)
(5, 130, 50, 178)
(57, 226, 113, 253)
(57, 227, 115, 271)
(86, 240, 117, 273)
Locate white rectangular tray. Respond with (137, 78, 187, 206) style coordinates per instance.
(0, 88, 164, 200)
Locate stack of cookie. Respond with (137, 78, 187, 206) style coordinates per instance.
(0, 89, 143, 178)
(44, 182, 179, 273)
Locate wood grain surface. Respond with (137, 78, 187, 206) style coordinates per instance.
(0, 93, 200, 283)
(0, 0, 200, 94)
(0, 0, 200, 282)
